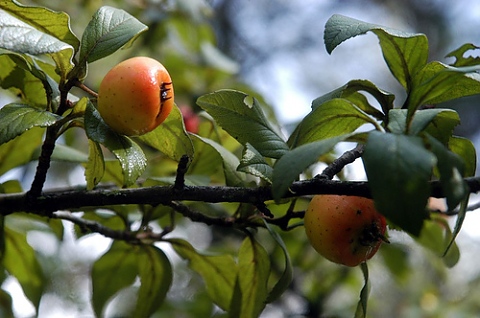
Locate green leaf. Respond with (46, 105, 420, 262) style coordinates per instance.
(191, 135, 246, 187)
(79, 6, 148, 65)
(354, 263, 370, 318)
(288, 98, 377, 148)
(137, 105, 194, 162)
(312, 79, 393, 117)
(263, 221, 293, 303)
(410, 109, 459, 137)
(379, 244, 409, 283)
(0, 104, 61, 145)
(388, 108, 460, 142)
(425, 134, 468, 210)
(324, 14, 428, 91)
(444, 197, 467, 266)
(197, 90, 288, 159)
(418, 109, 460, 144)
(84, 102, 146, 187)
(3, 227, 45, 310)
(0, 127, 44, 176)
(0, 51, 60, 108)
(386, 109, 408, 134)
(446, 43, 480, 67)
(272, 135, 350, 201)
(134, 245, 172, 318)
(0, 2, 76, 73)
(363, 131, 435, 236)
(170, 238, 237, 311)
(91, 241, 138, 317)
(414, 215, 460, 268)
(407, 62, 480, 118)
(5, 212, 64, 242)
(237, 143, 273, 184)
(231, 236, 270, 318)
(85, 140, 105, 190)
(32, 143, 89, 163)
(0, 0, 79, 50)
(449, 136, 476, 177)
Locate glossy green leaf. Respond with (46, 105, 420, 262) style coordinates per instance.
(446, 43, 480, 67)
(79, 6, 148, 65)
(288, 98, 377, 148)
(0, 2, 75, 73)
(449, 136, 476, 177)
(272, 135, 350, 201)
(0, 127, 44, 176)
(312, 79, 393, 117)
(191, 134, 246, 187)
(0, 104, 60, 145)
(91, 241, 138, 317)
(0, 0, 79, 50)
(363, 131, 435, 236)
(134, 245, 172, 318)
(230, 236, 270, 318)
(263, 221, 293, 303)
(137, 105, 194, 162)
(85, 140, 105, 190)
(3, 227, 45, 310)
(197, 90, 288, 159)
(324, 14, 428, 91)
(355, 263, 370, 318)
(425, 134, 467, 210)
(237, 143, 273, 184)
(84, 102, 146, 187)
(170, 238, 237, 311)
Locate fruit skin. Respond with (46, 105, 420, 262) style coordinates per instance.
(97, 56, 174, 136)
(304, 195, 387, 267)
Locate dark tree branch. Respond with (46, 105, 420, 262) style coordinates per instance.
(4, 177, 480, 216)
(173, 155, 190, 190)
(26, 126, 59, 201)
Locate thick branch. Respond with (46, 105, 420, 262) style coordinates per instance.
(2, 177, 480, 216)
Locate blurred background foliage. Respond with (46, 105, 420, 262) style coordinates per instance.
(2, 0, 480, 317)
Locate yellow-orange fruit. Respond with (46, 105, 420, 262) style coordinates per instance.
(97, 57, 174, 136)
(304, 195, 387, 266)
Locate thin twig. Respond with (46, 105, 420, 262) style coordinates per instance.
(318, 144, 364, 180)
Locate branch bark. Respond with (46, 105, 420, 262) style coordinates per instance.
(2, 176, 480, 216)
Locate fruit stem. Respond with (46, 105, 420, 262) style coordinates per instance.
(74, 80, 99, 98)
(378, 233, 390, 244)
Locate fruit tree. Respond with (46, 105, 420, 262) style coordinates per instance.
(1, 1, 480, 317)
